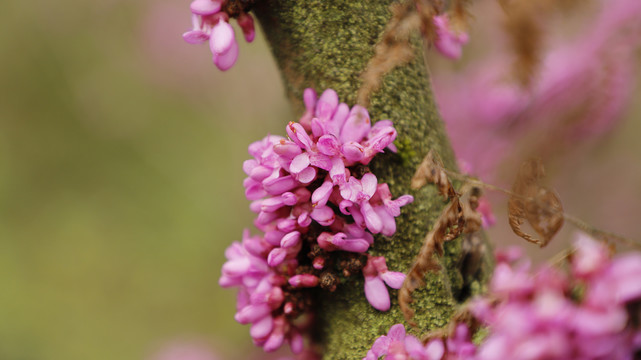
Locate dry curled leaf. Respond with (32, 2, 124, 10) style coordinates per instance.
(357, 1, 421, 107)
(411, 150, 457, 200)
(508, 158, 564, 247)
(402, 152, 489, 325)
(399, 197, 464, 326)
(449, 0, 473, 34)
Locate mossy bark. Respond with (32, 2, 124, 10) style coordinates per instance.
(253, 1, 492, 359)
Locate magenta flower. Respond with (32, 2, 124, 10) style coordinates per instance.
(221, 88, 413, 353)
(362, 323, 470, 360)
(182, 0, 255, 71)
(362, 256, 405, 311)
(470, 233, 641, 360)
(433, 0, 641, 183)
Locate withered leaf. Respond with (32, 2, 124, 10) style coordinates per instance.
(411, 151, 457, 200)
(508, 158, 564, 247)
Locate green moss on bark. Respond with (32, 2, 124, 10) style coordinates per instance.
(253, 1, 492, 358)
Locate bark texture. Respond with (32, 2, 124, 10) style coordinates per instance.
(253, 1, 493, 358)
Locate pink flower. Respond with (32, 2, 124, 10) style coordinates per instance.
(362, 256, 405, 311)
(363, 323, 454, 360)
(182, 1, 256, 71)
(470, 233, 641, 360)
(221, 88, 413, 353)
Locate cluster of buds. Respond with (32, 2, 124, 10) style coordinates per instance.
(182, 0, 255, 71)
(220, 88, 413, 353)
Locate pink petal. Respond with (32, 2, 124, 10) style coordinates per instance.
(329, 156, 346, 184)
(261, 197, 286, 212)
(608, 254, 641, 302)
(310, 205, 336, 226)
(190, 0, 222, 15)
(309, 152, 333, 171)
(375, 205, 397, 237)
(210, 19, 235, 55)
(273, 140, 302, 159)
(264, 230, 285, 246)
(221, 257, 251, 277)
(249, 165, 273, 182)
(296, 166, 317, 184)
(339, 177, 360, 202)
(263, 175, 298, 195)
(315, 89, 339, 120)
(316, 232, 334, 251)
(387, 324, 406, 341)
(341, 141, 365, 163)
(182, 30, 210, 44)
(212, 37, 238, 71)
(289, 153, 310, 174)
(312, 179, 333, 207)
(310, 117, 327, 138)
(263, 330, 285, 352)
(237, 12, 255, 42)
(235, 304, 271, 324)
(364, 276, 391, 311)
(276, 218, 297, 233)
(333, 235, 370, 252)
(361, 173, 378, 198)
(250, 315, 274, 339)
(286, 122, 313, 150)
(361, 201, 383, 234)
(317, 135, 341, 156)
(289, 330, 304, 354)
(288, 274, 320, 288)
(371, 336, 392, 357)
(297, 212, 312, 227)
(280, 231, 301, 248)
(340, 105, 371, 143)
(303, 88, 317, 113)
(365, 123, 397, 155)
(281, 192, 298, 206)
(267, 247, 287, 267)
(328, 103, 350, 136)
(424, 339, 445, 360)
(244, 182, 267, 200)
(381, 271, 406, 289)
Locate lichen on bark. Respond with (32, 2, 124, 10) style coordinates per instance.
(253, 1, 493, 358)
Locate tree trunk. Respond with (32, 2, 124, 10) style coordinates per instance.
(253, 1, 492, 358)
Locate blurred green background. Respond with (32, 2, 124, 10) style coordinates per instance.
(0, 0, 290, 359)
(0, 1, 639, 359)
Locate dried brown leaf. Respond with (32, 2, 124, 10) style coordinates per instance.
(402, 152, 490, 325)
(508, 158, 564, 247)
(411, 151, 457, 200)
(357, 1, 421, 107)
(450, 0, 473, 34)
(400, 197, 464, 326)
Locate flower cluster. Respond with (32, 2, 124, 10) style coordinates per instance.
(470, 234, 641, 360)
(220, 88, 413, 353)
(182, 0, 255, 71)
(363, 234, 641, 360)
(433, 0, 641, 183)
(363, 323, 476, 360)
